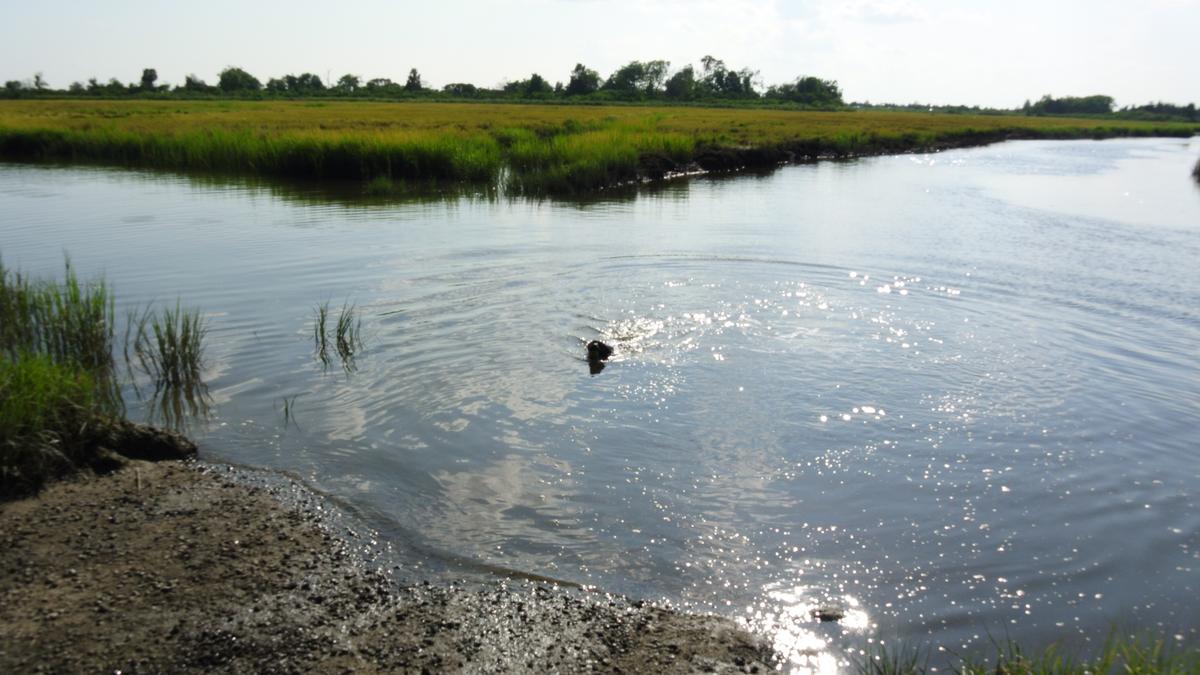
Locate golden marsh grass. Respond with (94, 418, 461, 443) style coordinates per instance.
(1, 100, 1195, 193)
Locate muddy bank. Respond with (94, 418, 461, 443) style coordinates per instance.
(0, 460, 775, 673)
(646, 126, 1200, 182)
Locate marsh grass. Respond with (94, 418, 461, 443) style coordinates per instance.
(129, 302, 210, 429)
(314, 300, 362, 371)
(276, 393, 301, 428)
(850, 632, 1200, 675)
(364, 175, 400, 196)
(0, 260, 119, 495)
(1, 260, 211, 494)
(313, 302, 331, 367)
(130, 302, 207, 389)
(2, 100, 1195, 195)
(853, 641, 930, 675)
(0, 259, 118, 404)
(0, 355, 103, 494)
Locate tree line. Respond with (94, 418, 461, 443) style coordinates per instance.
(2, 57, 845, 107)
(5, 64, 1196, 121)
(1021, 94, 1197, 121)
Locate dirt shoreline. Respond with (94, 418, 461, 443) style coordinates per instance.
(0, 460, 775, 673)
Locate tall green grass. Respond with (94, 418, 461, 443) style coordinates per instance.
(128, 303, 209, 428)
(1, 260, 208, 495)
(0, 126, 504, 183)
(0, 259, 116, 385)
(130, 302, 206, 389)
(2, 100, 1195, 195)
(1, 261, 120, 495)
(0, 355, 104, 493)
(850, 632, 1200, 674)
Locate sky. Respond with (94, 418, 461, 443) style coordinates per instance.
(1, 0, 1196, 108)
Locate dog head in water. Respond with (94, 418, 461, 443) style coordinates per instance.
(586, 340, 614, 362)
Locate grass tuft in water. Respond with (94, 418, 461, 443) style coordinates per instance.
(313, 301, 331, 367)
(126, 302, 210, 430)
(313, 301, 362, 371)
(131, 302, 207, 389)
(334, 303, 361, 367)
(275, 393, 302, 429)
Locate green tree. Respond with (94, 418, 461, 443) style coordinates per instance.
(281, 73, 324, 93)
(664, 65, 696, 100)
(442, 82, 477, 97)
(693, 56, 757, 98)
(564, 63, 600, 96)
(140, 68, 158, 91)
(336, 74, 361, 93)
(604, 61, 644, 94)
(181, 74, 210, 92)
(766, 76, 842, 106)
(641, 60, 669, 94)
(217, 66, 261, 92)
(503, 74, 552, 98)
(366, 78, 395, 92)
(405, 68, 423, 92)
(523, 73, 552, 97)
(33, 72, 48, 91)
(1027, 94, 1114, 115)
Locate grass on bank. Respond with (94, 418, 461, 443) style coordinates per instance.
(853, 632, 1200, 675)
(1, 100, 1196, 194)
(1, 260, 206, 496)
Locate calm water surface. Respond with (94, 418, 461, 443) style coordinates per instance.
(3, 138, 1199, 669)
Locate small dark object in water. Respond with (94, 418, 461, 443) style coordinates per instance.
(587, 340, 614, 362)
(810, 607, 845, 623)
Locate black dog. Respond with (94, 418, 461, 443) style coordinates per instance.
(586, 340, 613, 375)
(587, 340, 614, 362)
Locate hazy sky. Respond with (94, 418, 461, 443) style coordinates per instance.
(2, 0, 1196, 108)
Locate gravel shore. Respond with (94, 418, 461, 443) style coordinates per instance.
(0, 460, 775, 673)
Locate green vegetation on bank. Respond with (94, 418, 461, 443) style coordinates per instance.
(1, 100, 1196, 194)
(855, 632, 1200, 674)
(1, 261, 119, 495)
(0, 261, 204, 497)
